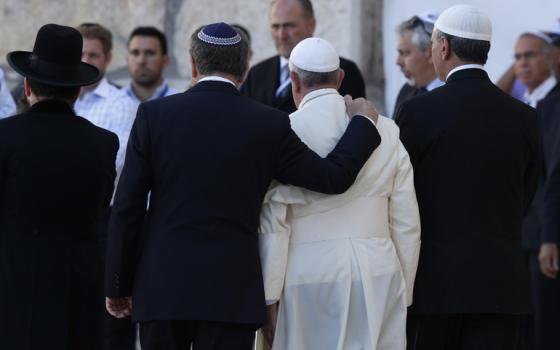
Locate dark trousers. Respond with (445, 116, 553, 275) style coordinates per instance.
(406, 314, 522, 350)
(528, 252, 560, 350)
(98, 207, 137, 350)
(140, 320, 256, 350)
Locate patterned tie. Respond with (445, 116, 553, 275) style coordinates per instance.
(275, 64, 291, 98)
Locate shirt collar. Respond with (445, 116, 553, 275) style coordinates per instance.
(446, 64, 486, 81)
(426, 78, 445, 91)
(198, 76, 237, 87)
(280, 56, 289, 68)
(79, 77, 111, 100)
(126, 80, 172, 102)
(522, 76, 557, 108)
(299, 88, 341, 110)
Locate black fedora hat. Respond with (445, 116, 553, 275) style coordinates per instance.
(7, 23, 102, 87)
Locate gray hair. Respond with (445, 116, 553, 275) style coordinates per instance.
(435, 29, 490, 64)
(289, 61, 339, 88)
(397, 18, 432, 51)
(519, 33, 553, 56)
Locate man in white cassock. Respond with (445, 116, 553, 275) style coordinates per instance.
(257, 37, 421, 350)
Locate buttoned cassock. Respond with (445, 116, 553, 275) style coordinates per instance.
(259, 88, 420, 349)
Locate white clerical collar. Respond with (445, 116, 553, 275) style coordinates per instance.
(446, 64, 485, 81)
(198, 76, 237, 87)
(299, 88, 340, 110)
(426, 78, 445, 91)
(522, 76, 557, 108)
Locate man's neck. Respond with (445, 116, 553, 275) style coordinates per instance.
(415, 71, 438, 88)
(131, 78, 163, 102)
(195, 73, 240, 88)
(80, 78, 102, 97)
(526, 76, 552, 94)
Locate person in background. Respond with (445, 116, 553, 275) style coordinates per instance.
(122, 26, 178, 107)
(241, 0, 366, 113)
(0, 67, 16, 118)
(393, 10, 443, 120)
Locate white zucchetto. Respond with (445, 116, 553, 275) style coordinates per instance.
(435, 4, 492, 42)
(289, 37, 340, 73)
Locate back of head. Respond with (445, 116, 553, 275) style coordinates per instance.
(77, 22, 113, 55)
(434, 4, 492, 65)
(189, 23, 249, 82)
(28, 79, 80, 105)
(289, 37, 340, 90)
(128, 26, 168, 55)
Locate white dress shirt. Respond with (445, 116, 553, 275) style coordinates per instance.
(522, 76, 557, 108)
(75, 77, 137, 201)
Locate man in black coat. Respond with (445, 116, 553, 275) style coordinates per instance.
(241, 0, 366, 114)
(395, 5, 540, 349)
(105, 22, 379, 349)
(539, 89, 560, 349)
(0, 24, 118, 349)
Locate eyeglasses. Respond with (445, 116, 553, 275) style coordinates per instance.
(406, 16, 435, 36)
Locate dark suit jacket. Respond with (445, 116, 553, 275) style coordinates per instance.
(523, 83, 560, 250)
(241, 55, 366, 113)
(0, 100, 118, 348)
(105, 81, 380, 325)
(393, 83, 419, 122)
(396, 68, 540, 314)
(543, 90, 560, 245)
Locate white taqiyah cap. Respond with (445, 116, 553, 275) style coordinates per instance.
(435, 4, 492, 42)
(289, 37, 340, 73)
(542, 18, 560, 37)
(521, 30, 553, 44)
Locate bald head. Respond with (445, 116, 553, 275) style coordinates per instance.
(269, 0, 316, 58)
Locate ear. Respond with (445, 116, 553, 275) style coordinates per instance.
(162, 54, 170, 68)
(106, 51, 113, 65)
(24, 78, 31, 97)
(441, 37, 451, 61)
(336, 68, 345, 90)
(290, 70, 302, 94)
(308, 17, 317, 34)
(190, 55, 198, 81)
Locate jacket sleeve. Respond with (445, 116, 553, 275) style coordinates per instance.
(259, 183, 305, 302)
(544, 137, 560, 244)
(274, 116, 380, 194)
(396, 102, 424, 168)
(105, 104, 152, 297)
(389, 139, 421, 306)
(524, 109, 542, 215)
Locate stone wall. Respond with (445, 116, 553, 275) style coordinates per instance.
(0, 0, 385, 110)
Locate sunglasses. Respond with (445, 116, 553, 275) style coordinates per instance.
(406, 16, 435, 36)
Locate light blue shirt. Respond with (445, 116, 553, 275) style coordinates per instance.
(0, 68, 16, 119)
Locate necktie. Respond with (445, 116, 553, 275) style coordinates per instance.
(275, 64, 291, 98)
(414, 86, 427, 96)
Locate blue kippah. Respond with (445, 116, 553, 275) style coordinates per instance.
(198, 22, 242, 46)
